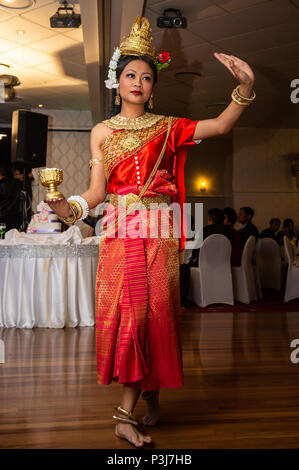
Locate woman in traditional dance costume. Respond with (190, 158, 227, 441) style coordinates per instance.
(47, 16, 255, 448)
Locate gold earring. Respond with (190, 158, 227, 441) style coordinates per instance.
(148, 92, 154, 109)
(115, 87, 120, 106)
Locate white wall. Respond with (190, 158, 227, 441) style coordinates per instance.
(233, 127, 299, 232)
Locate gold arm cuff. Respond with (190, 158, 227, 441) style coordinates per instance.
(69, 200, 83, 220)
(89, 158, 103, 168)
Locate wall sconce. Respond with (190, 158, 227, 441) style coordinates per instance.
(195, 177, 209, 193)
(200, 181, 206, 192)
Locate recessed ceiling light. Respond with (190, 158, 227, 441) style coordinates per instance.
(16, 29, 26, 35)
(0, 0, 35, 9)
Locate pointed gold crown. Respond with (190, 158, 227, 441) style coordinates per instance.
(119, 16, 155, 58)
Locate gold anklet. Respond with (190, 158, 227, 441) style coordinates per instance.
(112, 405, 139, 426)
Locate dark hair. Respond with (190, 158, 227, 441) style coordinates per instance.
(12, 167, 24, 174)
(224, 207, 237, 225)
(240, 206, 254, 219)
(109, 55, 158, 117)
(283, 218, 294, 228)
(208, 208, 224, 225)
(270, 218, 280, 225)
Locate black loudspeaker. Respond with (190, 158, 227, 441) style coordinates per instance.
(11, 109, 48, 168)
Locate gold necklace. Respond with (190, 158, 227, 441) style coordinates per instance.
(103, 112, 164, 130)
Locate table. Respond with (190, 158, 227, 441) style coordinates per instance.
(0, 244, 99, 328)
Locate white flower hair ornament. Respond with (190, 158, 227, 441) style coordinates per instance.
(104, 47, 121, 89)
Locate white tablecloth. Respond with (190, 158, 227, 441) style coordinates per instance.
(0, 243, 99, 328)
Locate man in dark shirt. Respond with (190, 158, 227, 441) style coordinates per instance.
(260, 218, 280, 243)
(237, 206, 259, 249)
(224, 207, 242, 266)
(189, 208, 233, 266)
(0, 167, 22, 232)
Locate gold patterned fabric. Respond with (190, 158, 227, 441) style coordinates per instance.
(102, 116, 176, 180)
(95, 206, 183, 390)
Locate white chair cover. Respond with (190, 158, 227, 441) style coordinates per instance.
(253, 238, 263, 299)
(284, 236, 299, 302)
(188, 234, 234, 307)
(255, 237, 281, 291)
(232, 235, 257, 303)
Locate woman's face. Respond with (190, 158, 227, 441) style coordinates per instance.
(118, 59, 154, 106)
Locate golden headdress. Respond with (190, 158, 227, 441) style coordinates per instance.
(104, 16, 171, 89)
(119, 16, 155, 58)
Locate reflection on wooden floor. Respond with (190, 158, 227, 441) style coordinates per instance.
(1, 309, 299, 449)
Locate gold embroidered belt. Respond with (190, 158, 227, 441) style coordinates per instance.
(109, 192, 171, 210)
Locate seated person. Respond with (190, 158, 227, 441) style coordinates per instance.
(223, 207, 242, 266)
(277, 218, 298, 246)
(237, 206, 259, 249)
(0, 167, 22, 232)
(180, 208, 232, 307)
(260, 218, 281, 243)
(189, 208, 233, 266)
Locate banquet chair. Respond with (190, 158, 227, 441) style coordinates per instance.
(255, 237, 281, 291)
(253, 238, 263, 298)
(188, 234, 234, 307)
(232, 235, 257, 304)
(284, 235, 299, 302)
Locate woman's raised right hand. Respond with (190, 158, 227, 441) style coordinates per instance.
(45, 198, 73, 219)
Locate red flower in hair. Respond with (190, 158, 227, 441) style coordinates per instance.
(158, 51, 171, 63)
(155, 51, 171, 71)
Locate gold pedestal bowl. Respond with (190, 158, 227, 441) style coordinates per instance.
(39, 168, 65, 201)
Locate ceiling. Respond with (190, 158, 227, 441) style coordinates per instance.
(0, 0, 88, 119)
(1, 0, 299, 127)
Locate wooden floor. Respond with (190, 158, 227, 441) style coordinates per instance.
(1, 309, 299, 449)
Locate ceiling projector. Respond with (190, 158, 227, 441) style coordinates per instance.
(157, 8, 187, 28)
(50, 2, 81, 28)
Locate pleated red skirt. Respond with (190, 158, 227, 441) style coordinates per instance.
(95, 204, 183, 391)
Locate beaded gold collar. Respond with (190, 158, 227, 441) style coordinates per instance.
(102, 112, 164, 130)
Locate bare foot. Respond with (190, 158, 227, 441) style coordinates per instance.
(141, 390, 160, 426)
(115, 422, 152, 447)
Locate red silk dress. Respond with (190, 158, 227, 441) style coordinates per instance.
(95, 116, 200, 391)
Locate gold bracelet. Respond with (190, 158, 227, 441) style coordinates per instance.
(69, 200, 83, 220)
(235, 84, 256, 102)
(61, 204, 77, 225)
(89, 158, 103, 168)
(231, 85, 256, 106)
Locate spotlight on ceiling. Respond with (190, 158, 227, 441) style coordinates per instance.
(157, 9, 187, 29)
(50, 1, 81, 28)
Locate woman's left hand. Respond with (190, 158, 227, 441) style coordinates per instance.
(214, 52, 255, 87)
